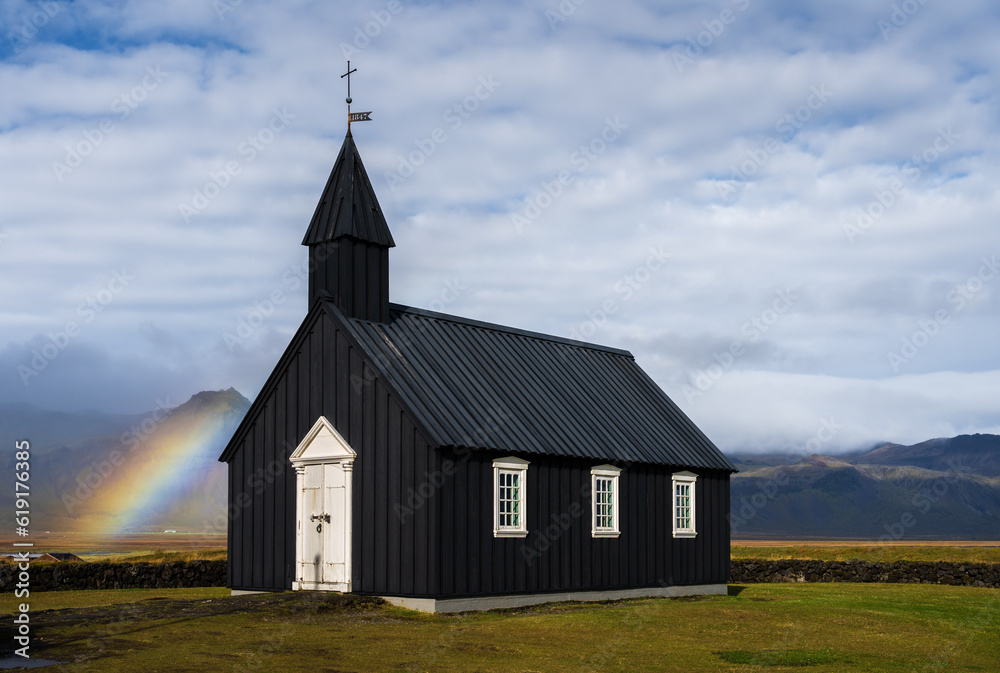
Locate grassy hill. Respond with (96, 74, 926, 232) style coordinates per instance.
(729, 435, 1000, 539)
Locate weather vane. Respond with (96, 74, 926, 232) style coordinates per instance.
(342, 60, 372, 130)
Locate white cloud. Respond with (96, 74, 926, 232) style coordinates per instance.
(1, 0, 998, 454)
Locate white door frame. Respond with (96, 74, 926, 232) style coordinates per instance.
(289, 416, 356, 592)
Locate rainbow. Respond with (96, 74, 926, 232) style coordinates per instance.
(75, 408, 232, 535)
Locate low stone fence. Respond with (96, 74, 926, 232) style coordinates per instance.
(4, 558, 999, 593)
(731, 559, 1000, 588)
(0, 560, 227, 592)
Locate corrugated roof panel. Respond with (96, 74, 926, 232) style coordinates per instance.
(328, 301, 736, 472)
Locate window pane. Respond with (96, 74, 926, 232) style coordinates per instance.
(498, 469, 524, 530)
(594, 475, 616, 531)
(674, 480, 694, 532)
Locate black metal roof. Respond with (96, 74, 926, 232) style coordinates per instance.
(302, 130, 395, 248)
(325, 299, 736, 471)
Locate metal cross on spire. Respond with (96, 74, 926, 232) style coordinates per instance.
(341, 60, 372, 131)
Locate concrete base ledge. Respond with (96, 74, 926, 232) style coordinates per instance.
(381, 583, 727, 613)
(230, 589, 269, 596)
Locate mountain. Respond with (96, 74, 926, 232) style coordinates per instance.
(729, 434, 1000, 539)
(847, 434, 1000, 478)
(0, 404, 146, 456)
(5, 389, 249, 534)
(13, 393, 997, 540)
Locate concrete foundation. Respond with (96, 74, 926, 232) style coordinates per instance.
(380, 583, 728, 613)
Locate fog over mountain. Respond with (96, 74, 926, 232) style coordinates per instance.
(8, 389, 998, 541)
(3, 0, 999, 456)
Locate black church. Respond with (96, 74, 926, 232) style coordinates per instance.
(219, 124, 736, 612)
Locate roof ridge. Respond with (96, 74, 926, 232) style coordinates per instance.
(380, 303, 634, 357)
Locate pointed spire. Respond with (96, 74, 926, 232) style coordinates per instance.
(302, 131, 395, 248)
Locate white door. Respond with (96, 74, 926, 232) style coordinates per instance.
(296, 461, 352, 591)
(323, 462, 348, 584)
(290, 416, 355, 592)
(299, 464, 325, 585)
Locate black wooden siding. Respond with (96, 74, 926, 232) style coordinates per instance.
(225, 127, 732, 599)
(226, 308, 437, 593)
(225, 304, 731, 597)
(425, 450, 730, 598)
(309, 239, 390, 322)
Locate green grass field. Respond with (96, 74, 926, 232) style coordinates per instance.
(5, 583, 998, 672)
(731, 544, 1000, 564)
(45, 543, 1000, 565)
(86, 549, 229, 563)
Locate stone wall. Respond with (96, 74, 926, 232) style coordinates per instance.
(731, 559, 1000, 588)
(4, 558, 999, 593)
(0, 560, 226, 592)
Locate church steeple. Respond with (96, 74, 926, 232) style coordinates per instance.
(302, 129, 394, 321)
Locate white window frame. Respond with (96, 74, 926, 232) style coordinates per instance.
(672, 471, 697, 538)
(493, 457, 529, 537)
(591, 465, 621, 538)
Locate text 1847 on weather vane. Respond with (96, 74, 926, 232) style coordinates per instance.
(342, 61, 373, 129)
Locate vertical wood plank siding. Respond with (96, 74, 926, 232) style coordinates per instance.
(226, 310, 731, 596)
(308, 240, 390, 322)
(226, 311, 436, 593)
(433, 449, 730, 597)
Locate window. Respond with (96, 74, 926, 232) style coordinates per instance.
(672, 471, 697, 538)
(591, 465, 621, 537)
(493, 457, 529, 537)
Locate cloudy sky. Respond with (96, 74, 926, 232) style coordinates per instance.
(2, 0, 998, 454)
